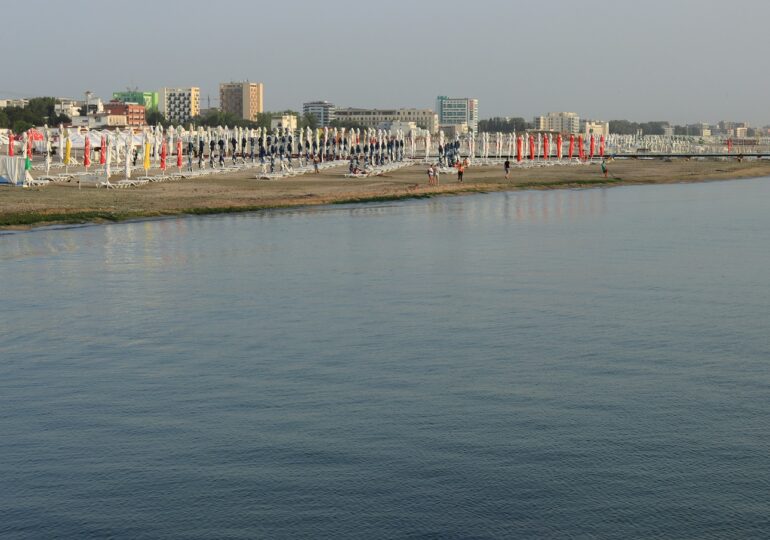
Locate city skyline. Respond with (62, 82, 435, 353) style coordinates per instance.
(3, 0, 770, 126)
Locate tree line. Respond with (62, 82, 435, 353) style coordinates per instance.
(0, 97, 71, 133)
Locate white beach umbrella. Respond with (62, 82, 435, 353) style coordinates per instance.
(124, 128, 132, 179)
(105, 133, 112, 179)
(44, 125, 51, 175)
(58, 124, 65, 165)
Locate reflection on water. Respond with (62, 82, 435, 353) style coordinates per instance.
(2, 180, 770, 539)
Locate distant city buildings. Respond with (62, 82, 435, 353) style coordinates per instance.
(112, 90, 159, 110)
(270, 114, 297, 131)
(302, 101, 336, 127)
(219, 81, 264, 122)
(53, 98, 84, 118)
(534, 112, 581, 134)
(436, 96, 479, 132)
(158, 87, 200, 123)
(104, 101, 146, 126)
(335, 108, 439, 134)
(0, 98, 29, 109)
(582, 120, 610, 137)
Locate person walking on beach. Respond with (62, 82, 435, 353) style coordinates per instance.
(313, 155, 320, 174)
(433, 163, 440, 185)
(426, 165, 434, 186)
(601, 158, 608, 179)
(504, 158, 511, 180)
(456, 160, 465, 183)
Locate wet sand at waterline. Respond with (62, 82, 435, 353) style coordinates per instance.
(3, 159, 770, 228)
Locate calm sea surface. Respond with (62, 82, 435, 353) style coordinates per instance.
(2, 179, 770, 539)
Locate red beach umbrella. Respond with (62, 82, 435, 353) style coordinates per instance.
(599, 135, 605, 157)
(176, 139, 183, 171)
(27, 132, 33, 158)
(83, 133, 91, 169)
(568, 134, 574, 159)
(516, 136, 523, 162)
(100, 134, 106, 165)
(529, 135, 535, 160)
(727, 138, 733, 153)
(577, 135, 584, 160)
(589, 135, 595, 160)
(556, 134, 563, 159)
(8, 130, 13, 156)
(543, 135, 549, 160)
(160, 139, 167, 171)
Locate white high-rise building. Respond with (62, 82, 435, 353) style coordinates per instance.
(158, 87, 200, 123)
(303, 101, 336, 127)
(436, 96, 479, 132)
(534, 112, 581, 134)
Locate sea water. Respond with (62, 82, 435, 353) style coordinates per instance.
(1, 179, 769, 538)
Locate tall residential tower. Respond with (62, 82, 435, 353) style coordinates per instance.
(220, 81, 264, 122)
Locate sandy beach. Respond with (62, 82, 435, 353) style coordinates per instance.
(3, 158, 770, 229)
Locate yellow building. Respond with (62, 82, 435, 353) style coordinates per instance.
(220, 81, 264, 122)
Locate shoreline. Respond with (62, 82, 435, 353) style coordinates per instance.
(3, 160, 770, 230)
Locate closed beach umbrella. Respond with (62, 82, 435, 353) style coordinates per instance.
(160, 139, 167, 171)
(589, 134, 595, 159)
(105, 134, 112, 179)
(143, 133, 151, 174)
(8, 130, 13, 156)
(516, 135, 523, 162)
(100, 134, 106, 165)
(44, 126, 51, 174)
(83, 133, 91, 170)
(556, 134, 563, 160)
(568, 134, 575, 159)
(64, 136, 71, 166)
(124, 128, 132, 179)
(177, 139, 182, 172)
(528, 135, 535, 160)
(727, 138, 733, 153)
(26, 131, 33, 163)
(543, 135, 549, 160)
(58, 124, 65, 164)
(599, 135, 605, 157)
(578, 135, 584, 160)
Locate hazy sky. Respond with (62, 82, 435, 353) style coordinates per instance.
(5, 0, 770, 125)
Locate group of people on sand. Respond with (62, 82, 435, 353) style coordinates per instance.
(427, 159, 468, 186)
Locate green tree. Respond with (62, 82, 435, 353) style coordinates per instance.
(299, 112, 318, 131)
(12, 120, 33, 133)
(0, 110, 8, 129)
(478, 117, 529, 133)
(145, 108, 168, 126)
